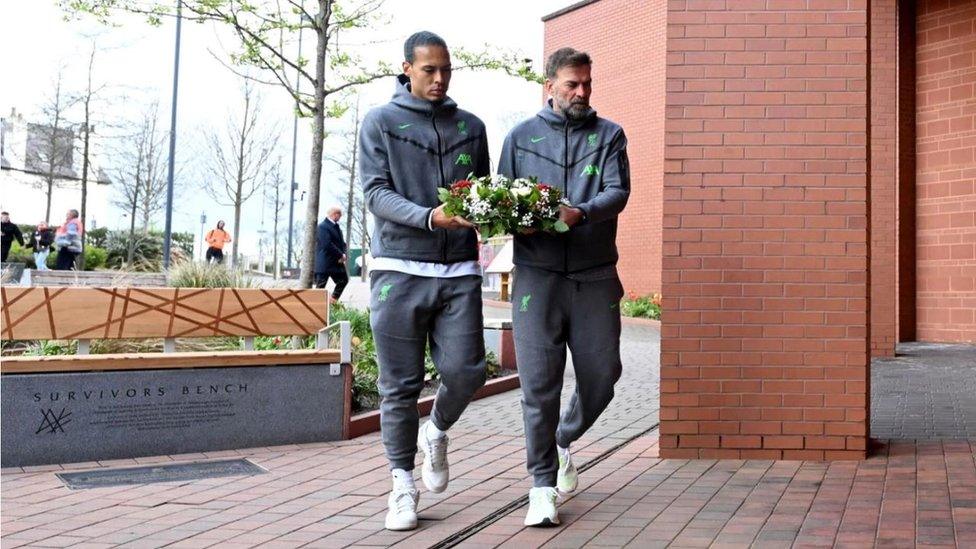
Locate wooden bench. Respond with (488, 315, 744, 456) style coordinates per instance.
(0, 286, 351, 468)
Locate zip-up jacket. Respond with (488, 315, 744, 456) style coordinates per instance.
(498, 103, 630, 273)
(360, 75, 490, 263)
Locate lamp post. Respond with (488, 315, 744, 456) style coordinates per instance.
(161, 0, 182, 269)
(198, 211, 207, 261)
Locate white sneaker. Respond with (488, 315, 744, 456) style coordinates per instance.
(385, 484, 420, 531)
(557, 447, 578, 494)
(417, 421, 449, 493)
(524, 486, 560, 527)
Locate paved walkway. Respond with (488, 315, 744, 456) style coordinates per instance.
(3, 324, 976, 547)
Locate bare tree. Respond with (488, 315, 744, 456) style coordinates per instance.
(324, 97, 363, 274)
(29, 71, 77, 224)
(74, 41, 110, 268)
(204, 82, 279, 267)
(111, 101, 168, 264)
(264, 160, 287, 278)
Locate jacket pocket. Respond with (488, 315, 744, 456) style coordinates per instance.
(379, 219, 439, 254)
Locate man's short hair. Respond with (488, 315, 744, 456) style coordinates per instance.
(545, 47, 592, 80)
(327, 206, 342, 215)
(68, 209, 79, 218)
(404, 31, 448, 63)
(1, 211, 8, 215)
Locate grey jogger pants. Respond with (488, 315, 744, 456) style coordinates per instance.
(370, 271, 487, 471)
(512, 265, 624, 487)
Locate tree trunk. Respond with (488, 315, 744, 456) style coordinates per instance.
(45, 178, 54, 225)
(344, 100, 359, 275)
(127, 192, 138, 265)
(360, 204, 367, 281)
(299, 2, 332, 289)
(273, 181, 280, 279)
(233, 201, 242, 269)
(78, 47, 95, 271)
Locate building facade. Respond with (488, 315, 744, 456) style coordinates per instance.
(544, 0, 975, 459)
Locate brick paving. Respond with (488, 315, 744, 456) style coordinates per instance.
(3, 327, 976, 547)
(872, 342, 976, 440)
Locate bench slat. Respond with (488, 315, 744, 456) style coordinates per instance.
(1, 349, 341, 374)
(1, 287, 329, 341)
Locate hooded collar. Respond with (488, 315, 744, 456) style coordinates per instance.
(390, 74, 458, 116)
(536, 99, 596, 130)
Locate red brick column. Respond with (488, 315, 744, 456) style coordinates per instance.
(915, 0, 976, 343)
(543, 0, 668, 296)
(871, 0, 898, 357)
(661, 0, 871, 460)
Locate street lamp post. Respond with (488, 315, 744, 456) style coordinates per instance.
(199, 211, 207, 261)
(162, 0, 183, 269)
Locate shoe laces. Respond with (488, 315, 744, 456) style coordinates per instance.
(426, 431, 448, 469)
(530, 487, 558, 506)
(391, 488, 417, 514)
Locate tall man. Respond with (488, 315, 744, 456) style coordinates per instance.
(314, 206, 349, 303)
(498, 47, 630, 527)
(360, 31, 491, 531)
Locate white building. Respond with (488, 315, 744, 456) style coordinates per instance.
(0, 108, 112, 229)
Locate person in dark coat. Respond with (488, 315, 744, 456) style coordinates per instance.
(25, 222, 55, 270)
(1, 211, 25, 262)
(314, 206, 349, 303)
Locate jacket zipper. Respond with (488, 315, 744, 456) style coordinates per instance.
(432, 111, 448, 263)
(563, 122, 570, 274)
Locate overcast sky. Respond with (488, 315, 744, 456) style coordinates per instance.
(0, 0, 569, 258)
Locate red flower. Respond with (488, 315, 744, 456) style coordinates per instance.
(537, 183, 552, 192)
(452, 180, 472, 190)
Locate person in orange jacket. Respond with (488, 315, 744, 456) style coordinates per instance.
(205, 220, 232, 264)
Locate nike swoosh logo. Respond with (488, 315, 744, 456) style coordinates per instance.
(530, 136, 546, 143)
(398, 123, 412, 129)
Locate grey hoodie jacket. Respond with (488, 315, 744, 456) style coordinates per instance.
(498, 103, 630, 273)
(360, 75, 490, 263)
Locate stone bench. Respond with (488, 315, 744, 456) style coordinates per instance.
(0, 286, 351, 468)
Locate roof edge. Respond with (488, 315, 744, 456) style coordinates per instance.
(541, 0, 601, 22)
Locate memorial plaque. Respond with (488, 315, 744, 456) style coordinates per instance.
(1, 364, 348, 467)
(57, 458, 266, 489)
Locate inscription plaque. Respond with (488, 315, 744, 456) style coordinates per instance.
(2, 364, 349, 467)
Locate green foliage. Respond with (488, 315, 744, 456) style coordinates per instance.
(83, 246, 108, 270)
(86, 227, 109, 248)
(4, 242, 34, 267)
(103, 229, 193, 271)
(25, 340, 77, 356)
(168, 261, 255, 288)
(620, 293, 663, 320)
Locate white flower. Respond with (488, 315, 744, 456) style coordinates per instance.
(516, 186, 532, 197)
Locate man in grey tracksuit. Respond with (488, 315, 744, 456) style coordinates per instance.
(497, 47, 630, 526)
(360, 31, 490, 531)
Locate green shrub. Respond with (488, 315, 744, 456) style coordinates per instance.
(83, 246, 108, 270)
(25, 340, 76, 356)
(620, 293, 663, 320)
(103, 229, 194, 271)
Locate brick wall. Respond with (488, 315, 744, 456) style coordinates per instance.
(543, 0, 667, 296)
(661, 0, 870, 460)
(871, 0, 897, 357)
(915, 0, 976, 343)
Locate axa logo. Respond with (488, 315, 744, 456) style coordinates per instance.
(581, 164, 600, 176)
(455, 153, 473, 166)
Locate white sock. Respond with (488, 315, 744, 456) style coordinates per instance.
(425, 420, 447, 441)
(391, 468, 416, 490)
(557, 445, 571, 458)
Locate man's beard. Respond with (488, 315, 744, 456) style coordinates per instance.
(557, 98, 589, 120)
